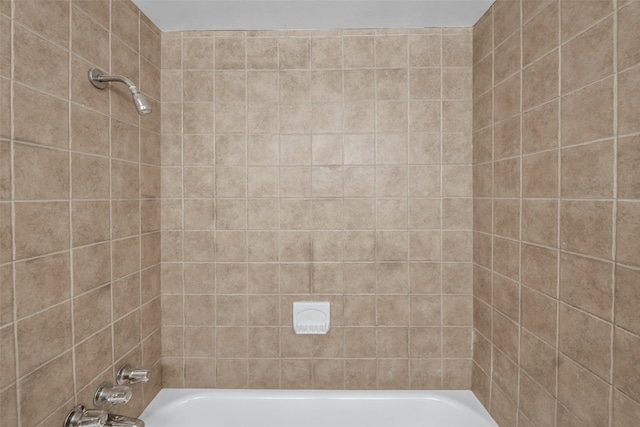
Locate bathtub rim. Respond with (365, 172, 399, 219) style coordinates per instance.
(141, 388, 497, 426)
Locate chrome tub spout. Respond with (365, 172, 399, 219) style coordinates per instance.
(105, 413, 145, 427)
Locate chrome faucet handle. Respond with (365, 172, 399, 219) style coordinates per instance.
(64, 405, 108, 427)
(116, 364, 150, 385)
(94, 383, 133, 407)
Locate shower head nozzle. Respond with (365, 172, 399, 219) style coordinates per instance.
(132, 91, 153, 115)
(88, 68, 153, 116)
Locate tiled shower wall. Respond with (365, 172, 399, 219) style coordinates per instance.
(0, 1, 162, 425)
(471, 0, 640, 426)
(160, 28, 475, 389)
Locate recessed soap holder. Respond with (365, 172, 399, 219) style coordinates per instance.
(293, 301, 330, 334)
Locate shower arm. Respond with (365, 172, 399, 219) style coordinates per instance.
(89, 69, 137, 92)
(88, 68, 152, 115)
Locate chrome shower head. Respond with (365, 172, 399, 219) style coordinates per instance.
(131, 91, 152, 115)
(88, 68, 152, 115)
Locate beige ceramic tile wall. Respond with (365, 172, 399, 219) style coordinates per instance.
(472, 0, 640, 426)
(160, 28, 474, 389)
(0, 1, 162, 425)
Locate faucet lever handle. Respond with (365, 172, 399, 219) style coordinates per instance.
(64, 405, 108, 427)
(94, 383, 132, 407)
(117, 364, 150, 385)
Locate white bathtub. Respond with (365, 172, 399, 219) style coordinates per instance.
(140, 389, 498, 427)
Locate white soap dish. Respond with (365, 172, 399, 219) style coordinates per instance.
(293, 301, 330, 334)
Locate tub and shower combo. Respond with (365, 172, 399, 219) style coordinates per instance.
(74, 50, 498, 427)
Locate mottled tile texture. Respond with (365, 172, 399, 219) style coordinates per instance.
(472, 1, 640, 426)
(3, 0, 639, 425)
(0, 1, 162, 426)
(160, 28, 474, 390)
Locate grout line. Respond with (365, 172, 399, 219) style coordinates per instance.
(179, 31, 186, 388)
(137, 8, 146, 380)
(68, 0, 77, 405)
(514, 0, 523, 422)
(107, 0, 118, 391)
(487, 2, 495, 415)
(554, 1, 562, 424)
(438, 28, 444, 390)
(609, 2, 618, 426)
(340, 34, 347, 390)
(372, 33, 379, 390)
(244, 31, 250, 388)
(276, 35, 283, 388)
(8, 1, 22, 423)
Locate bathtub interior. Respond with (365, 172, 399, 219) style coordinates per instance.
(140, 389, 498, 427)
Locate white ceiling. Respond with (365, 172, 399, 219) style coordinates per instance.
(132, 0, 495, 32)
